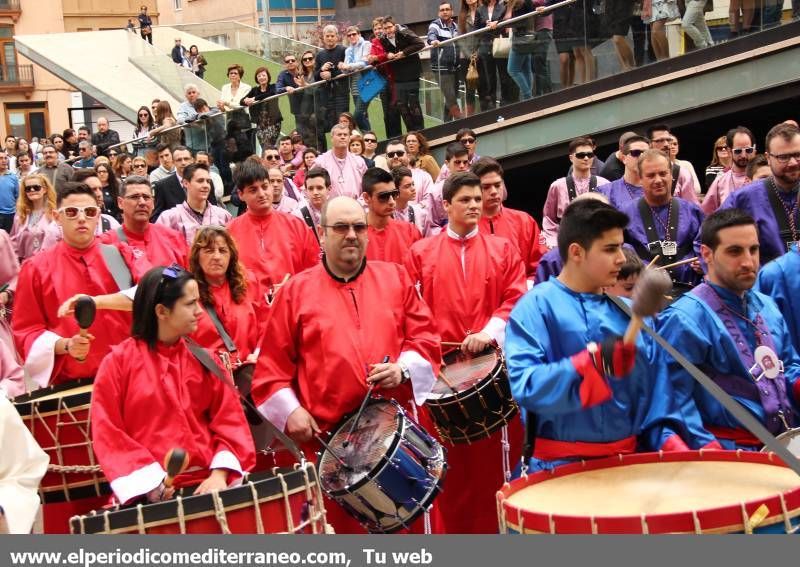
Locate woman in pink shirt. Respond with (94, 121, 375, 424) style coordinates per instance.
(10, 173, 57, 262)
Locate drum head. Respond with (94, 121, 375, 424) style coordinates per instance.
(430, 348, 500, 398)
(319, 400, 400, 493)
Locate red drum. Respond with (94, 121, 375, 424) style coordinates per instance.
(12, 379, 109, 503)
(497, 451, 800, 534)
(70, 463, 328, 534)
(425, 346, 518, 444)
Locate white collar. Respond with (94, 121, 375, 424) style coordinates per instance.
(446, 226, 478, 240)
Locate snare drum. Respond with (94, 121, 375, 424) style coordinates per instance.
(71, 462, 327, 534)
(318, 398, 447, 533)
(426, 347, 518, 444)
(12, 379, 109, 503)
(763, 429, 800, 458)
(497, 451, 800, 534)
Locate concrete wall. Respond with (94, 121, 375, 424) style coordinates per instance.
(156, 0, 258, 27)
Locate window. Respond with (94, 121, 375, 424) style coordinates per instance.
(0, 25, 16, 71)
(4, 102, 48, 140)
(173, 0, 182, 10)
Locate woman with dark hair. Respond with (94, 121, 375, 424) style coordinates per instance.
(292, 147, 318, 188)
(94, 162, 121, 221)
(113, 153, 133, 181)
(90, 264, 255, 505)
(241, 66, 283, 150)
(133, 106, 157, 157)
(297, 50, 321, 149)
(188, 45, 207, 79)
(402, 131, 441, 180)
(151, 100, 181, 148)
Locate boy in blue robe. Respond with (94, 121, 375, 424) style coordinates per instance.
(659, 209, 800, 449)
(756, 246, 800, 352)
(506, 199, 699, 473)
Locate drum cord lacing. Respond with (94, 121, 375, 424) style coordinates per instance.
(176, 495, 187, 534)
(277, 472, 296, 534)
(47, 463, 101, 473)
(409, 402, 432, 536)
(501, 425, 511, 482)
(248, 481, 265, 534)
(211, 489, 232, 534)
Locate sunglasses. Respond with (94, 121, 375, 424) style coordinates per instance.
(157, 263, 187, 298)
(302, 56, 314, 62)
(574, 152, 595, 159)
(376, 190, 400, 202)
(347, 32, 359, 36)
(24, 184, 43, 193)
(364, 138, 377, 143)
(460, 137, 476, 144)
(323, 222, 368, 235)
(716, 145, 729, 151)
(264, 155, 280, 161)
(732, 146, 756, 156)
(627, 149, 645, 158)
(285, 58, 296, 63)
(387, 150, 405, 158)
(133, 163, 147, 168)
(58, 205, 100, 219)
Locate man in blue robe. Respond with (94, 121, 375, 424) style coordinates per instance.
(719, 122, 800, 264)
(756, 247, 800, 352)
(659, 209, 800, 449)
(597, 135, 649, 210)
(506, 199, 696, 473)
(621, 149, 704, 292)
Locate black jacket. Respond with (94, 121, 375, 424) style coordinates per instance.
(380, 27, 425, 83)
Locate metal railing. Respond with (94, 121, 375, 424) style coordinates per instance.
(107, 0, 578, 153)
(0, 63, 33, 87)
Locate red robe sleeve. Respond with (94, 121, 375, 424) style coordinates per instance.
(493, 238, 527, 322)
(397, 264, 442, 378)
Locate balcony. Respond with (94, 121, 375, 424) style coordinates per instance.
(0, 63, 34, 95)
(0, 0, 21, 22)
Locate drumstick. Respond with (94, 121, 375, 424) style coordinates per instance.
(314, 434, 353, 471)
(343, 355, 389, 447)
(163, 447, 189, 488)
(646, 255, 661, 269)
(623, 268, 672, 345)
(655, 256, 698, 271)
(441, 341, 463, 348)
(73, 296, 96, 363)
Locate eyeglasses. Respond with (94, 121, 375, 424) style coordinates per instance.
(716, 145, 729, 151)
(24, 184, 43, 193)
(376, 190, 400, 202)
(323, 222, 368, 235)
(58, 205, 100, 219)
(626, 149, 645, 158)
(574, 152, 595, 159)
(123, 193, 153, 202)
(769, 152, 800, 164)
(460, 137, 476, 145)
(285, 58, 296, 63)
(386, 150, 405, 158)
(264, 155, 280, 161)
(302, 56, 314, 62)
(732, 146, 756, 156)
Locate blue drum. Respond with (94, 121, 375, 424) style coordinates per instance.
(317, 398, 447, 533)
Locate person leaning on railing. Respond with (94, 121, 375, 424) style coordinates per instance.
(240, 67, 284, 150)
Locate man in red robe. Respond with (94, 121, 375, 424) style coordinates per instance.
(363, 167, 421, 265)
(404, 171, 527, 534)
(251, 196, 441, 533)
(99, 175, 188, 269)
(13, 183, 137, 388)
(473, 157, 544, 285)
(227, 159, 320, 296)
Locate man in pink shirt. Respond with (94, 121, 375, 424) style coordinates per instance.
(702, 126, 756, 214)
(542, 137, 609, 249)
(156, 163, 232, 245)
(391, 166, 437, 237)
(383, 139, 434, 210)
(314, 123, 367, 198)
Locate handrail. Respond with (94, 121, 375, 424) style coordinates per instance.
(162, 20, 321, 52)
(107, 0, 576, 152)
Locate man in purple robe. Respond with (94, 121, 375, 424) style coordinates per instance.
(597, 135, 650, 210)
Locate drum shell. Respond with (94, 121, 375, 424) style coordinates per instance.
(426, 351, 518, 444)
(497, 450, 800, 534)
(70, 464, 326, 534)
(318, 400, 447, 533)
(12, 379, 110, 503)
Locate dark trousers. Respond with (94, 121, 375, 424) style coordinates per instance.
(631, 16, 649, 67)
(532, 29, 554, 96)
(380, 86, 402, 138)
(393, 81, 424, 133)
(0, 213, 14, 233)
(140, 31, 153, 45)
(478, 53, 519, 108)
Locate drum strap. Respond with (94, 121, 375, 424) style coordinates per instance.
(204, 304, 237, 353)
(99, 244, 133, 291)
(607, 294, 800, 477)
(184, 337, 306, 464)
(521, 411, 537, 472)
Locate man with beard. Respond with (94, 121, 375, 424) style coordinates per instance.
(702, 126, 757, 214)
(720, 123, 800, 264)
(659, 209, 800, 449)
(251, 195, 441, 533)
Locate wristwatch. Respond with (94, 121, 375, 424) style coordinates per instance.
(399, 362, 411, 384)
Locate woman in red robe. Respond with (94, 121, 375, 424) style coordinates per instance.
(91, 265, 255, 505)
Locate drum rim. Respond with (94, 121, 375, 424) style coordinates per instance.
(12, 378, 94, 416)
(434, 403, 519, 444)
(427, 360, 506, 403)
(70, 464, 320, 534)
(498, 450, 800, 534)
(317, 398, 405, 497)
